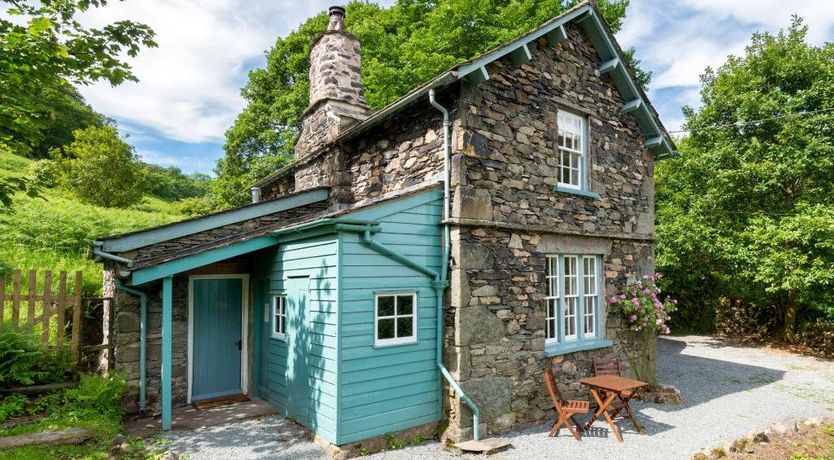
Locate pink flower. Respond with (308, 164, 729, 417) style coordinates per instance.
(629, 315, 637, 323)
(664, 326, 671, 334)
(609, 296, 617, 304)
(631, 298, 639, 306)
(620, 294, 626, 299)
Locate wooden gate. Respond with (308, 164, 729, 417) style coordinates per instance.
(0, 269, 84, 362)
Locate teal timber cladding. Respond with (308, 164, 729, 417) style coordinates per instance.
(254, 187, 443, 445)
(337, 188, 443, 444)
(263, 235, 340, 442)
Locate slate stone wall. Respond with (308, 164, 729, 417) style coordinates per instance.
(443, 23, 656, 441)
(112, 277, 188, 413)
(263, 92, 454, 205)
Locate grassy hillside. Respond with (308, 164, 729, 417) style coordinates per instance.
(0, 150, 185, 295)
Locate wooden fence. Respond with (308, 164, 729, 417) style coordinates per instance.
(0, 269, 84, 362)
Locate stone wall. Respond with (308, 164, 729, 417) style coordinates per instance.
(113, 277, 188, 413)
(443, 23, 656, 441)
(263, 91, 454, 206)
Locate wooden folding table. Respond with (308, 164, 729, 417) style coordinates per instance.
(580, 374, 647, 442)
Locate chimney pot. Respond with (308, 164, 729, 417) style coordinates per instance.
(328, 5, 346, 31)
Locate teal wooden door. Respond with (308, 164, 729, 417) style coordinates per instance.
(285, 276, 309, 424)
(192, 277, 243, 401)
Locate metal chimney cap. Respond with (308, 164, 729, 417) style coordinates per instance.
(329, 5, 346, 17)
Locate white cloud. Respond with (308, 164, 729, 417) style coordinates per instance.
(76, 0, 395, 145)
(619, 0, 834, 131)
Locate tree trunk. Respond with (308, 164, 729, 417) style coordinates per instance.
(630, 331, 658, 384)
(783, 290, 797, 343)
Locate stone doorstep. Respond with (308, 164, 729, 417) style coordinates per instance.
(314, 422, 438, 460)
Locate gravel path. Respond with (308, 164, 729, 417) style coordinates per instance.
(160, 336, 834, 460)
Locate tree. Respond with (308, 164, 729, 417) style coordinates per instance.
(57, 125, 147, 208)
(144, 164, 212, 202)
(31, 80, 106, 159)
(656, 18, 834, 341)
(216, 0, 640, 206)
(0, 0, 156, 156)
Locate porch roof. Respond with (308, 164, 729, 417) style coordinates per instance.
(126, 181, 442, 286)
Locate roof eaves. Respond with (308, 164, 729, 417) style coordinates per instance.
(95, 186, 330, 253)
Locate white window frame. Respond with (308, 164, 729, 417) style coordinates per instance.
(557, 110, 588, 190)
(374, 292, 417, 347)
(545, 254, 603, 344)
(271, 295, 287, 340)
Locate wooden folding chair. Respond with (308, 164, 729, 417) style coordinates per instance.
(544, 368, 590, 440)
(592, 357, 633, 420)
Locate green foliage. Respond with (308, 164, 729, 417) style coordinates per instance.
(384, 432, 404, 450)
(144, 164, 212, 201)
(0, 324, 45, 388)
(172, 195, 219, 217)
(60, 373, 127, 422)
(217, 0, 639, 206)
(0, 0, 156, 157)
(27, 80, 105, 159)
(0, 394, 28, 423)
(55, 125, 147, 208)
(0, 148, 184, 295)
(656, 18, 834, 340)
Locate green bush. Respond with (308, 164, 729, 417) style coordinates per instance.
(0, 394, 28, 423)
(60, 373, 126, 421)
(0, 324, 72, 389)
(0, 324, 45, 388)
(172, 195, 219, 217)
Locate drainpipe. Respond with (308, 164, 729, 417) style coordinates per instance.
(429, 89, 481, 441)
(116, 280, 148, 413)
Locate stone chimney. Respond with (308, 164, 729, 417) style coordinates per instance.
(295, 5, 371, 159)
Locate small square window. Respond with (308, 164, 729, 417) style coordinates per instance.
(375, 293, 417, 346)
(272, 295, 286, 340)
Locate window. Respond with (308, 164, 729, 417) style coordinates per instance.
(375, 293, 416, 346)
(555, 110, 598, 198)
(557, 110, 585, 189)
(545, 255, 605, 349)
(272, 295, 286, 340)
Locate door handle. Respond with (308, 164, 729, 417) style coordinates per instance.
(236, 339, 242, 351)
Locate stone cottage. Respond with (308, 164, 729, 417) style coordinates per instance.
(92, 1, 676, 451)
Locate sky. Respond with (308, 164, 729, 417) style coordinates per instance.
(77, 0, 834, 175)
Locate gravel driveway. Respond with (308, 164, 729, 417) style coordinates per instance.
(160, 336, 834, 459)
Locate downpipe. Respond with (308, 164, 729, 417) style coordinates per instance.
(429, 89, 481, 441)
(116, 280, 147, 413)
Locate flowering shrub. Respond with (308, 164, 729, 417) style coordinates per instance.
(610, 274, 677, 334)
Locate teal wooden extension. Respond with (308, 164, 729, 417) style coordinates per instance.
(250, 188, 444, 445)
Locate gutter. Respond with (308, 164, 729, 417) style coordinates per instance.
(429, 89, 482, 441)
(115, 280, 148, 413)
(92, 241, 134, 267)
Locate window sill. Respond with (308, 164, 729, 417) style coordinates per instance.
(554, 185, 600, 199)
(373, 338, 418, 349)
(544, 338, 613, 357)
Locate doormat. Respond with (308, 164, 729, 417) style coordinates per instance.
(192, 394, 250, 410)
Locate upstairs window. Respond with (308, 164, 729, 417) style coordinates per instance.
(375, 293, 417, 346)
(556, 110, 597, 198)
(272, 295, 286, 340)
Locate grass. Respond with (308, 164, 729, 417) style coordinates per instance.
(0, 150, 185, 296)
